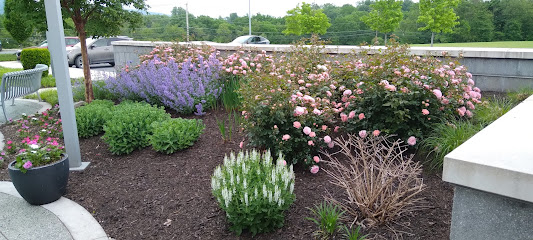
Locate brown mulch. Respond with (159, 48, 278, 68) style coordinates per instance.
(0, 108, 453, 240)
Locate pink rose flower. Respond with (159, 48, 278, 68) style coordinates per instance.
(239, 141, 244, 148)
(313, 156, 320, 163)
(328, 142, 335, 148)
(407, 136, 417, 146)
(343, 89, 352, 96)
(310, 165, 319, 174)
(373, 130, 381, 137)
(23, 161, 32, 169)
(323, 136, 332, 144)
(303, 127, 312, 135)
(321, 125, 327, 131)
(308, 140, 314, 146)
(295, 106, 306, 116)
(422, 109, 429, 115)
(334, 126, 340, 132)
(359, 130, 367, 138)
(279, 160, 287, 166)
(433, 89, 443, 99)
(340, 113, 348, 122)
(309, 132, 316, 137)
(457, 107, 466, 117)
(348, 111, 356, 119)
(466, 110, 473, 118)
(358, 113, 365, 120)
(313, 108, 322, 115)
(293, 121, 302, 129)
(282, 134, 291, 141)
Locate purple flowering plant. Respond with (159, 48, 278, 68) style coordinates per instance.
(105, 53, 223, 114)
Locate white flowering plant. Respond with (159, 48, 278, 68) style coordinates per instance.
(211, 149, 295, 236)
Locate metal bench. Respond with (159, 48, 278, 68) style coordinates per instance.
(1, 64, 48, 121)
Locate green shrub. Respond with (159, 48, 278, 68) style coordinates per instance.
(41, 75, 56, 88)
(76, 100, 115, 138)
(102, 101, 170, 155)
(149, 118, 205, 154)
(211, 150, 295, 236)
(20, 48, 51, 77)
(239, 39, 482, 166)
(72, 78, 117, 101)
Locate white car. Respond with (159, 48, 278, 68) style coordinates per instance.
(230, 35, 270, 44)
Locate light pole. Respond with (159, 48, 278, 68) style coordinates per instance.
(248, 0, 251, 35)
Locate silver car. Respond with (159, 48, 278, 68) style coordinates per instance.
(231, 35, 270, 44)
(67, 37, 132, 68)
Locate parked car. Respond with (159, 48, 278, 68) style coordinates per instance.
(0, 40, 2, 51)
(230, 35, 270, 44)
(67, 36, 132, 68)
(16, 37, 79, 60)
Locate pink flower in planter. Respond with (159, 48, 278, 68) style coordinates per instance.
(303, 127, 312, 135)
(310, 165, 320, 174)
(358, 113, 365, 120)
(23, 161, 32, 169)
(313, 156, 320, 163)
(282, 134, 291, 141)
(373, 130, 381, 137)
(293, 121, 302, 129)
(407, 136, 417, 146)
(359, 130, 367, 138)
(422, 109, 429, 115)
(323, 136, 332, 144)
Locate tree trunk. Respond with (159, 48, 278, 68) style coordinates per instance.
(431, 32, 435, 47)
(375, 30, 378, 38)
(77, 30, 94, 103)
(384, 33, 387, 46)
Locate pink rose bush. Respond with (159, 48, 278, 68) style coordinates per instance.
(239, 39, 482, 165)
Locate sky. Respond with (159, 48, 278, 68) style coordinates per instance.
(144, 0, 361, 18)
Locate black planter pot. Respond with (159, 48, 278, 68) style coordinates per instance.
(8, 154, 69, 205)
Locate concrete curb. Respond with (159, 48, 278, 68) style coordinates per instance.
(0, 181, 108, 240)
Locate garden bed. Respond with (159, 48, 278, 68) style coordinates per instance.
(0, 108, 453, 239)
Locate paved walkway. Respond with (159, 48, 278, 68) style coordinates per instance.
(0, 61, 115, 80)
(0, 182, 108, 240)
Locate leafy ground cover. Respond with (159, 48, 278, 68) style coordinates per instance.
(412, 41, 533, 48)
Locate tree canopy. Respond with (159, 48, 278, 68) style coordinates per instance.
(283, 2, 331, 35)
(361, 0, 403, 44)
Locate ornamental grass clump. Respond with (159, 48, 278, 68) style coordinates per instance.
(105, 53, 222, 114)
(211, 150, 295, 236)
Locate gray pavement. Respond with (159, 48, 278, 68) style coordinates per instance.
(0, 61, 115, 80)
(0, 182, 108, 240)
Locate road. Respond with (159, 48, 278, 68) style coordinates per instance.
(0, 49, 18, 55)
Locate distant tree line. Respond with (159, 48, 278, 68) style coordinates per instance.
(2, 0, 533, 47)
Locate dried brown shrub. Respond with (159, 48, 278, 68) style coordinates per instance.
(321, 134, 426, 227)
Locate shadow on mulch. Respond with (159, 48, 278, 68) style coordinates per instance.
(0, 108, 453, 240)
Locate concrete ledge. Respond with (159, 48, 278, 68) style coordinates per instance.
(0, 181, 107, 240)
(443, 95, 533, 202)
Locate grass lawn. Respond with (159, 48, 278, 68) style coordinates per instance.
(0, 54, 17, 61)
(0, 66, 56, 88)
(412, 41, 533, 48)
